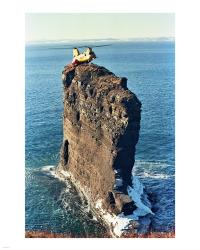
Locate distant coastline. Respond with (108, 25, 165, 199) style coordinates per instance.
(25, 37, 175, 46)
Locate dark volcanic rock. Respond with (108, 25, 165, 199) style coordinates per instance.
(57, 63, 141, 236)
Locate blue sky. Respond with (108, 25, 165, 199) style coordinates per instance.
(25, 13, 174, 42)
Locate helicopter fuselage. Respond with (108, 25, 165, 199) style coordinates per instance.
(72, 47, 96, 66)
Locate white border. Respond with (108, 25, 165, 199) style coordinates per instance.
(1, 0, 200, 249)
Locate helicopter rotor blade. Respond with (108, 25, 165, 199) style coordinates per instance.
(90, 44, 111, 48)
(49, 44, 112, 50)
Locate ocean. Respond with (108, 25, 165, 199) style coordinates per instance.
(25, 40, 175, 236)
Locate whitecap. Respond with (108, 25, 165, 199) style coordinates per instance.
(39, 165, 58, 178)
(132, 160, 174, 179)
(40, 165, 56, 171)
(142, 172, 174, 179)
(134, 160, 171, 169)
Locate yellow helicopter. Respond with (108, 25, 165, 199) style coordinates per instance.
(71, 47, 96, 66)
(48, 44, 111, 65)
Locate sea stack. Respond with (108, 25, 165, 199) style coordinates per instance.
(57, 63, 143, 237)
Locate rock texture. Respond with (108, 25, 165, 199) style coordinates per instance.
(57, 63, 142, 236)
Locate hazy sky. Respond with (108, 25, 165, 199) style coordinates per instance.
(25, 13, 174, 42)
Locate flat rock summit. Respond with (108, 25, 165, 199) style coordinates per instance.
(57, 63, 144, 236)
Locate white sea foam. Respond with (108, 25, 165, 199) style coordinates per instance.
(95, 175, 153, 237)
(95, 199, 133, 236)
(39, 165, 57, 177)
(142, 172, 174, 179)
(40, 165, 55, 171)
(39, 165, 153, 236)
(135, 160, 171, 168)
(127, 176, 154, 218)
(132, 160, 174, 179)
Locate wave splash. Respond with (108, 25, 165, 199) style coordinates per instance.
(37, 165, 153, 236)
(28, 161, 174, 235)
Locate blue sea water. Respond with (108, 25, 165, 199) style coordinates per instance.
(25, 40, 175, 235)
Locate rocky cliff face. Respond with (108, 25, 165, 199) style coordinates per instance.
(57, 63, 143, 236)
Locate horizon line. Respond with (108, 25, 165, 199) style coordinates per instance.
(26, 36, 175, 44)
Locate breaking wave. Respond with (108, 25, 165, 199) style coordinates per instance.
(141, 172, 174, 179)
